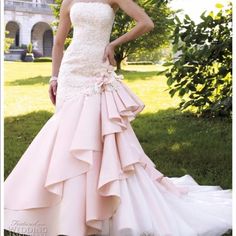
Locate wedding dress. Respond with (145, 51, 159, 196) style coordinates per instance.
(4, 2, 232, 236)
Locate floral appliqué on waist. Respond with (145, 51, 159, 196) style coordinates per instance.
(94, 65, 124, 95)
(56, 65, 124, 110)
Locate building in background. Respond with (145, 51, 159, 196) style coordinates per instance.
(4, 0, 55, 60)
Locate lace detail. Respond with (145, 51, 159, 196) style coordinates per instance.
(58, 65, 123, 96)
(56, 65, 124, 110)
(56, 2, 119, 110)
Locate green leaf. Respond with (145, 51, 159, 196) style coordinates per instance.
(208, 11, 215, 20)
(175, 15, 181, 24)
(179, 88, 186, 97)
(169, 89, 177, 97)
(167, 77, 174, 86)
(200, 10, 207, 20)
(215, 3, 224, 9)
(187, 83, 197, 91)
(185, 14, 191, 21)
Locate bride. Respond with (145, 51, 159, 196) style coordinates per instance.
(4, 0, 232, 235)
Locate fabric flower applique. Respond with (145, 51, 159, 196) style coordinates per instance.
(94, 65, 124, 93)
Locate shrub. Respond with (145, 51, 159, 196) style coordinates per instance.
(162, 3, 232, 117)
(27, 43, 33, 54)
(4, 31, 14, 53)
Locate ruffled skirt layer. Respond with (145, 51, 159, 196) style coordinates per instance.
(4, 79, 232, 236)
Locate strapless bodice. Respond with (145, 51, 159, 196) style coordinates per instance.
(70, 2, 115, 47)
(58, 2, 115, 78)
(56, 2, 120, 111)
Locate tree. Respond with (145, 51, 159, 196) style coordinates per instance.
(162, 3, 232, 117)
(51, 0, 73, 48)
(51, 0, 174, 70)
(111, 0, 174, 70)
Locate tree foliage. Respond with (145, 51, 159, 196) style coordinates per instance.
(162, 3, 232, 117)
(51, 0, 73, 48)
(111, 0, 174, 69)
(51, 0, 174, 69)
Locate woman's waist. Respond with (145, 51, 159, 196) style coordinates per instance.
(57, 71, 124, 97)
(61, 47, 106, 68)
(68, 39, 108, 52)
(71, 31, 110, 47)
(58, 63, 122, 84)
(58, 58, 113, 78)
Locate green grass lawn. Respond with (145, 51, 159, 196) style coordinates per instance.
(4, 62, 232, 235)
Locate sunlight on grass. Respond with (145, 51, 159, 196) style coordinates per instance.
(4, 62, 179, 117)
(5, 62, 56, 117)
(122, 64, 164, 72)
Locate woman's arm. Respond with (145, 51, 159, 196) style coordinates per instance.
(49, 0, 72, 105)
(103, 0, 154, 65)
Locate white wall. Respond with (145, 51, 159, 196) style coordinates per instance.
(4, 9, 55, 55)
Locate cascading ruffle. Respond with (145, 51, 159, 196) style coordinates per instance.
(4, 71, 190, 235)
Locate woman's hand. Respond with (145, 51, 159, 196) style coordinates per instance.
(103, 42, 117, 66)
(48, 81, 57, 105)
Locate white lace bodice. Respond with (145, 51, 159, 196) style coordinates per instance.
(60, 2, 115, 76)
(56, 2, 121, 110)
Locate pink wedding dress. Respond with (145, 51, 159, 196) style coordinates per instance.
(4, 2, 232, 236)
